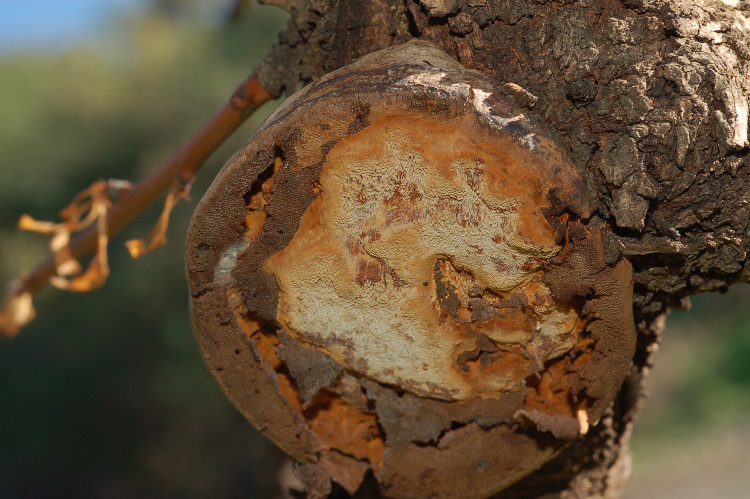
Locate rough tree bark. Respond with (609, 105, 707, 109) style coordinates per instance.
(188, 0, 750, 497)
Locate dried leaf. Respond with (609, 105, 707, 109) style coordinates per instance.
(125, 181, 191, 258)
(59, 181, 108, 231)
(6, 179, 128, 327)
(59, 197, 95, 230)
(50, 231, 82, 276)
(50, 254, 108, 292)
(18, 214, 57, 234)
(0, 284, 36, 338)
(49, 196, 110, 292)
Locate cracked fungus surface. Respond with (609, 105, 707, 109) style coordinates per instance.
(265, 116, 581, 401)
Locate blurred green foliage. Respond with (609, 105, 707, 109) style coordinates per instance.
(0, 3, 289, 498)
(631, 285, 750, 442)
(627, 285, 750, 498)
(1, 3, 749, 498)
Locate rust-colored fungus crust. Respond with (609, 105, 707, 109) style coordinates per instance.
(186, 41, 636, 499)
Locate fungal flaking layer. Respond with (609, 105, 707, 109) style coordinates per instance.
(267, 115, 578, 400)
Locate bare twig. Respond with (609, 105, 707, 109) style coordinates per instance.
(0, 70, 276, 337)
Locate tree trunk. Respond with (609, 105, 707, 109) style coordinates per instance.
(189, 0, 750, 497)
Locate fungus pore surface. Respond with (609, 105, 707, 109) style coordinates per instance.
(267, 115, 581, 401)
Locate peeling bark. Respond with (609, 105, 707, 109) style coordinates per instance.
(190, 0, 750, 497)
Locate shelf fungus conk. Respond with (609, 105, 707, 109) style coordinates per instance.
(187, 41, 636, 499)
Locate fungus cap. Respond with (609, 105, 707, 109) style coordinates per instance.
(187, 40, 636, 499)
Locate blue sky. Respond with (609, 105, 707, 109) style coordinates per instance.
(0, 0, 145, 52)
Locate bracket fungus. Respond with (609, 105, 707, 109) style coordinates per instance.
(187, 41, 636, 499)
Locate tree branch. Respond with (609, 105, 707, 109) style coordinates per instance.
(0, 66, 278, 337)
